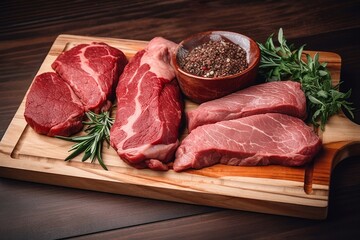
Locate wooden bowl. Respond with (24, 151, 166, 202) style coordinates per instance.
(172, 31, 260, 103)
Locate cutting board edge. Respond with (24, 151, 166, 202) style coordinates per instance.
(329, 141, 360, 170)
(0, 156, 329, 220)
(0, 152, 325, 195)
(0, 105, 28, 156)
(57, 34, 149, 45)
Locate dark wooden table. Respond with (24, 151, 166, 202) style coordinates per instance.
(1, 1, 360, 239)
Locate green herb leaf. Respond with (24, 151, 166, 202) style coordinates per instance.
(55, 110, 114, 170)
(258, 28, 354, 130)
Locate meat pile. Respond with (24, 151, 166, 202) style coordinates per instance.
(25, 37, 321, 171)
(110, 37, 182, 171)
(25, 42, 128, 136)
(174, 81, 321, 171)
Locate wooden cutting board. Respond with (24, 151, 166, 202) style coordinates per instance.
(1, 34, 359, 219)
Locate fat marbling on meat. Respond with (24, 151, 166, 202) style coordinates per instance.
(174, 113, 321, 172)
(52, 42, 128, 113)
(110, 37, 182, 171)
(187, 81, 306, 132)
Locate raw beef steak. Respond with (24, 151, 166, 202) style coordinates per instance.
(174, 113, 321, 172)
(52, 42, 128, 113)
(24, 72, 84, 136)
(110, 37, 182, 171)
(187, 81, 306, 132)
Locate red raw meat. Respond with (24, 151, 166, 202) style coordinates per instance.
(187, 81, 306, 132)
(52, 42, 128, 113)
(174, 113, 321, 172)
(110, 37, 182, 171)
(24, 72, 84, 136)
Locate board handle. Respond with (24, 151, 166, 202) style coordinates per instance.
(319, 114, 360, 145)
(305, 115, 360, 195)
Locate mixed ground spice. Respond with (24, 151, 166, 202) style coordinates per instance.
(179, 39, 249, 78)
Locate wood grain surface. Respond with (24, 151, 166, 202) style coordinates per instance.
(1, 0, 359, 239)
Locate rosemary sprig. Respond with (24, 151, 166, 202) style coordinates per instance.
(56, 111, 114, 170)
(257, 28, 354, 130)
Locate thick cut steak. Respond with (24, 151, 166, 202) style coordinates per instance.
(24, 72, 84, 136)
(174, 113, 321, 172)
(187, 81, 306, 132)
(52, 42, 128, 113)
(110, 37, 182, 171)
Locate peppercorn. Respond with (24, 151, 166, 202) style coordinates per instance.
(179, 39, 248, 78)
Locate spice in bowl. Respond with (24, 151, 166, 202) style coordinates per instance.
(178, 39, 248, 78)
(173, 31, 260, 103)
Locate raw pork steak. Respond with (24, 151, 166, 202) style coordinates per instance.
(173, 113, 321, 172)
(110, 37, 182, 171)
(52, 42, 128, 113)
(187, 81, 306, 132)
(24, 72, 84, 136)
